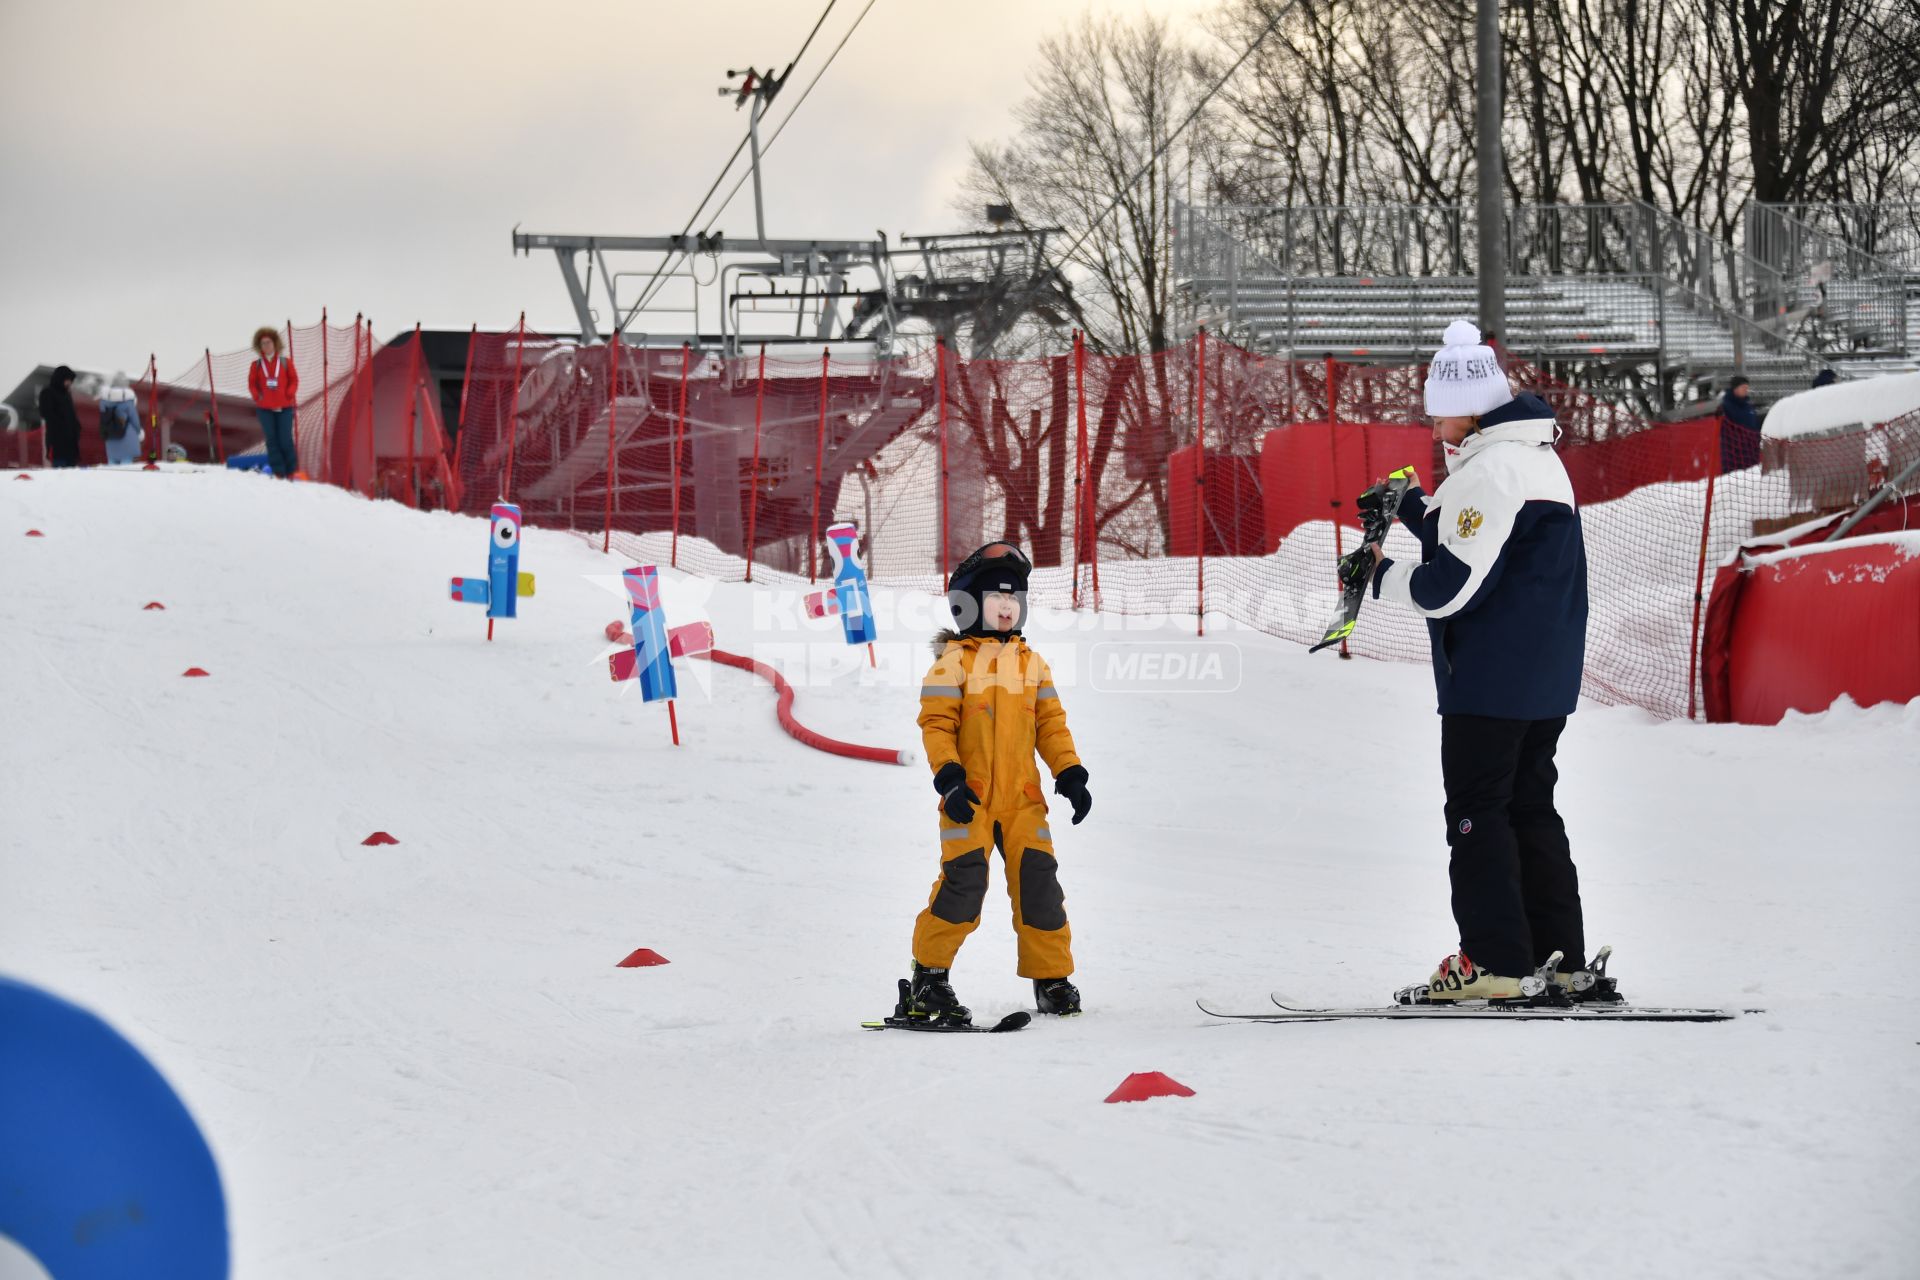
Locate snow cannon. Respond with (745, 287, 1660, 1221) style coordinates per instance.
(450, 502, 536, 622)
(805, 522, 878, 647)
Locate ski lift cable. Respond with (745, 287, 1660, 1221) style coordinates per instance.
(696, 0, 880, 237)
(615, 0, 842, 332)
(1054, 0, 1299, 272)
(628, 0, 878, 323)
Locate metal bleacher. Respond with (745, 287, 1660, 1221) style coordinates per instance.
(1173, 200, 1901, 409)
(1745, 203, 1920, 382)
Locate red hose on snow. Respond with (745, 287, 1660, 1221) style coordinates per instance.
(697, 647, 914, 767)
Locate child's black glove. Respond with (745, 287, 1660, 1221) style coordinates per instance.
(933, 761, 979, 825)
(1053, 765, 1092, 825)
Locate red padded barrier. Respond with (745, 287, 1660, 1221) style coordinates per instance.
(1727, 534, 1920, 724)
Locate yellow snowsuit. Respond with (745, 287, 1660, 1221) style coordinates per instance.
(913, 633, 1082, 979)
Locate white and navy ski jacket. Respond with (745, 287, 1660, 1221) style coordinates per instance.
(1370, 393, 1588, 719)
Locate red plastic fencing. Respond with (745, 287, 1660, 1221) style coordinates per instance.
(104, 314, 461, 509)
(15, 315, 1902, 722)
(451, 327, 1916, 720)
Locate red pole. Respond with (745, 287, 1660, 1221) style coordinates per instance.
(1685, 452, 1719, 721)
(1325, 356, 1351, 659)
(142, 354, 159, 470)
(746, 345, 766, 583)
(364, 318, 377, 495)
(319, 307, 332, 485)
(936, 337, 950, 584)
(667, 699, 681, 747)
(204, 348, 223, 463)
(404, 322, 423, 507)
(1073, 331, 1089, 610)
(604, 331, 620, 554)
(286, 317, 295, 472)
(503, 311, 526, 501)
(811, 348, 828, 582)
(672, 343, 689, 568)
(349, 314, 366, 494)
(1195, 329, 1207, 637)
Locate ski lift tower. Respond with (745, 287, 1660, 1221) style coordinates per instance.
(514, 63, 901, 356)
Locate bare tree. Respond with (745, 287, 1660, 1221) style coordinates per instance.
(956, 13, 1213, 357)
(1707, 0, 1920, 208)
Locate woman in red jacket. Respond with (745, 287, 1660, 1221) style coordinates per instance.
(247, 326, 300, 477)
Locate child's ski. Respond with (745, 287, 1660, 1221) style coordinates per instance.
(1309, 469, 1414, 654)
(861, 1011, 1031, 1033)
(862, 976, 1031, 1032)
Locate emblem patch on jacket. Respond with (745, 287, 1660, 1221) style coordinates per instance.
(1456, 507, 1484, 538)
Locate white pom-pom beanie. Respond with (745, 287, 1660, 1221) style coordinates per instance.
(1424, 320, 1513, 418)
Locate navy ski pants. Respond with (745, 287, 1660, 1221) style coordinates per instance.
(1439, 714, 1585, 978)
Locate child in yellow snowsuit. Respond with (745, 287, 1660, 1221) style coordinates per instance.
(905, 543, 1093, 1024)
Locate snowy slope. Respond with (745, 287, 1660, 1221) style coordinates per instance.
(3, 467, 1918, 1280)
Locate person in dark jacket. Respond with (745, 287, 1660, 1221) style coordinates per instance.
(37, 366, 83, 468)
(1368, 320, 1593, 1004)
(1810, 368, 1838, 389)
(1719, 376, 1762, 471)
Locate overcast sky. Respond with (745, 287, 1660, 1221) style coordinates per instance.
(2, 0, 1213, 382)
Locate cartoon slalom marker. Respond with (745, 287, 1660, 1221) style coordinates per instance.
(613, 564, 694, 745)
(450, 501, 536, 640)
(805, 521, 878, 665)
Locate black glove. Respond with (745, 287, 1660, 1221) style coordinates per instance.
(1053, 764, 1092, 825)
(933, 761, 979, 825)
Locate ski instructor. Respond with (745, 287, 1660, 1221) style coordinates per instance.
(1368, 320, 1591, 1003)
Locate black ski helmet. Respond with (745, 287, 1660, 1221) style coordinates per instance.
(947, 542, 1032, 634)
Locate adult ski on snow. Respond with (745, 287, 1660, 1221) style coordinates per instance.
(1199, 949, 1751, 1022)
(861, 978, 1032, 1033)
(1193, 1000, 1740, 1023)
(1309, 468, 1415, 654)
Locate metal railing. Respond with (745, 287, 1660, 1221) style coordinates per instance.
(1174, 200, 1824, 401)
(1743, 203, 1914, 355)
(1750, 203, 1920, 273)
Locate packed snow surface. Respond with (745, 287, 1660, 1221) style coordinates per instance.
(3, 467, 1918, 1279)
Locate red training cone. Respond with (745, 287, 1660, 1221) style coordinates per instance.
(362, 831, 399, 846)
(25, 529, 44, 537)
(617, 948, 670, 968)
(12, 474, 30, 481)
(1104, 1072, 1196, 1104)
(181, 667, 210, 677)
(143, 602, 166, 611)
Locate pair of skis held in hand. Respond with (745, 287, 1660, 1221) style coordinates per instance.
(1309, 468, 1417, 655)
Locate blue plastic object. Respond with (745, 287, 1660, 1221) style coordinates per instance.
(0, 975, 228, 1279)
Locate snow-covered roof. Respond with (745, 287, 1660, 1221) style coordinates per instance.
(1762, 370, 1920, 441)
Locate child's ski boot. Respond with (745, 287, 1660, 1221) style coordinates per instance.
(1034, 977, 1082, 1016)
(906, 963, 971, 1026)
